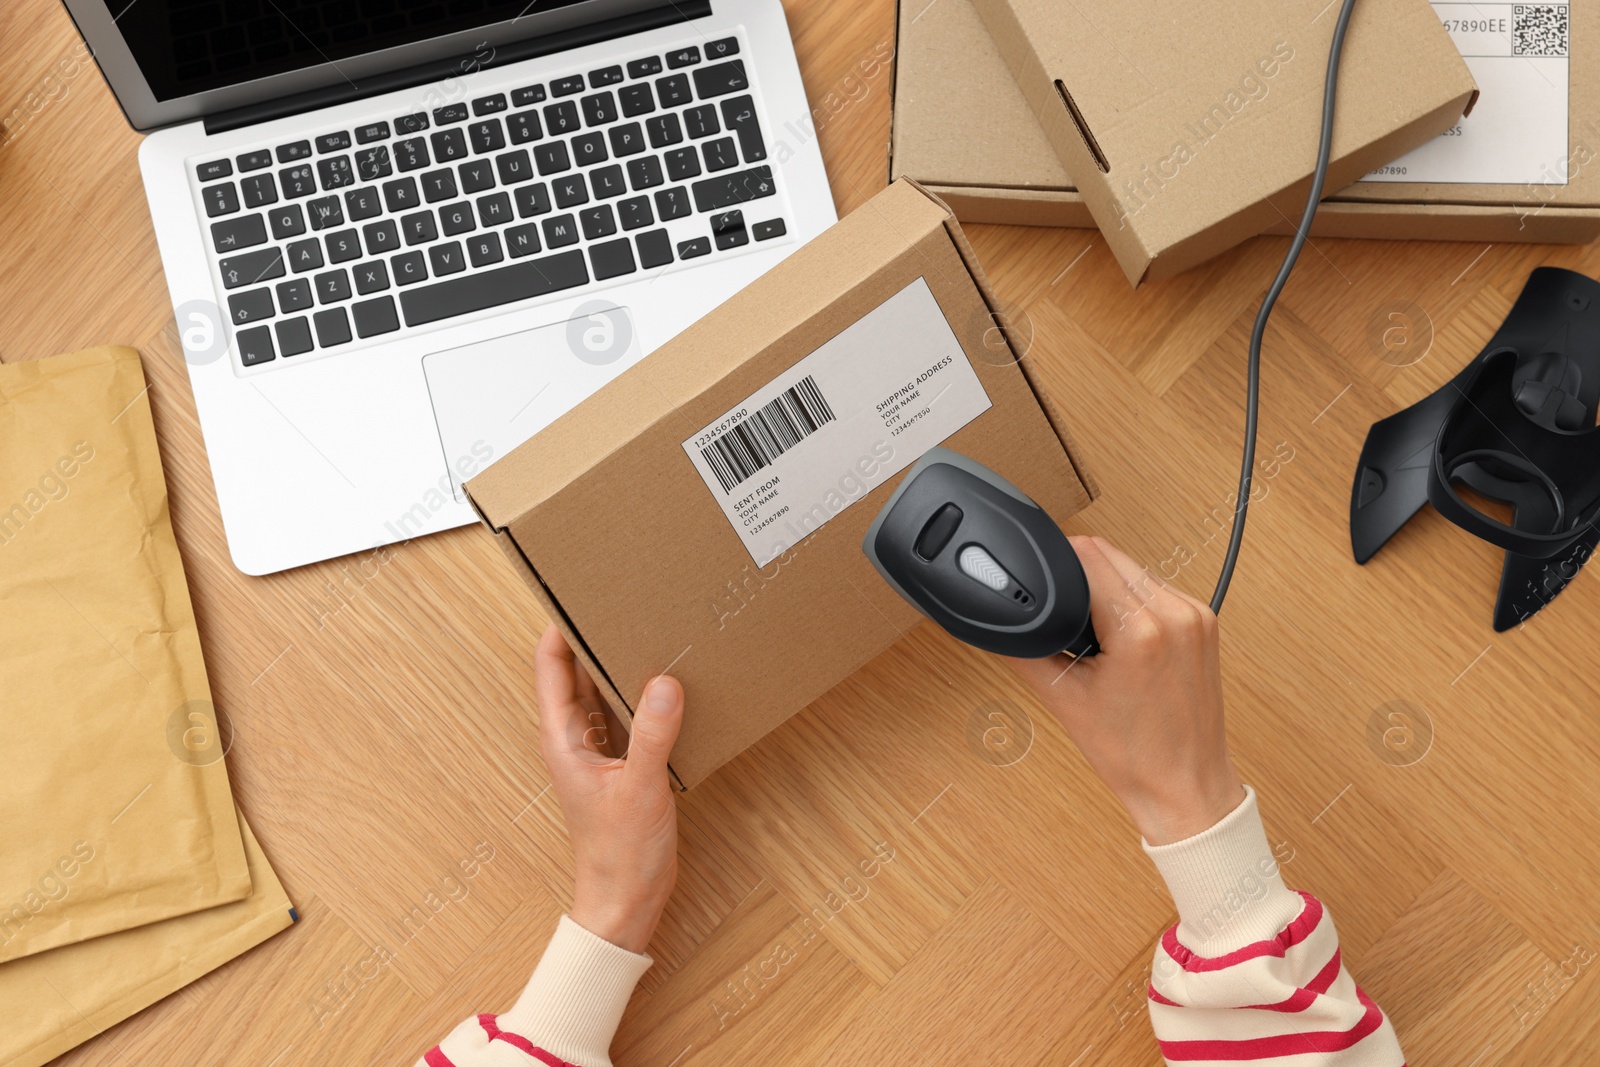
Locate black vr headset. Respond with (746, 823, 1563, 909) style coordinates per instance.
(1351, 267, 1600, 631)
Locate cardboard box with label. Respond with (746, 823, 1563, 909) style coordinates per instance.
(467, 179, 1095, 788)
(893, 0, 1598, 256)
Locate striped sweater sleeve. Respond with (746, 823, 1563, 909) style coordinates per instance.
(1144, 786, 1403, 1066)
(418, 916, 652, 1067)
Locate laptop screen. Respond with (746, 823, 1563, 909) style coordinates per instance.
(116, 0, 592, 102)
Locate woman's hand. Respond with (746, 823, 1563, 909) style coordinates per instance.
(1006, 537, 1245, 845)
(534, 625, 683, 953)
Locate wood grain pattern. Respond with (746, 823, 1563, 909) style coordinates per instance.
(3, 0, 1596, 1063)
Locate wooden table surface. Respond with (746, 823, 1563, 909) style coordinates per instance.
(6, 0, 1599, 1064)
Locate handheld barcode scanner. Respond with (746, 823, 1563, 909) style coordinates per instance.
(862, 447, 1098, 659)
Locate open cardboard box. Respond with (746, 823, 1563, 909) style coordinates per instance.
(894, 0, 1597, 254)
(467, 179, 1096, 788)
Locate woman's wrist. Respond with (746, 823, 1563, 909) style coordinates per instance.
(570, 878, 673, 954)
(1124, 765, 1246, 846)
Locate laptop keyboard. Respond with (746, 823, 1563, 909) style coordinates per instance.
(192, 36, 787, 370)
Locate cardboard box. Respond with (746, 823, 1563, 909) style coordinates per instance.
(895, 0, 1599, 250)
(949, 0, 1476, 284)
(467, 179, 1096, 788)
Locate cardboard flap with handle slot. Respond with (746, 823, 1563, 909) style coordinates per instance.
(467, 178, 1094, 788)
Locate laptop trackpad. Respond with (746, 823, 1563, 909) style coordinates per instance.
(422, 304, 643, 497)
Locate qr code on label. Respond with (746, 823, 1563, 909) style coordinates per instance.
(1513, 5, 1569, 56)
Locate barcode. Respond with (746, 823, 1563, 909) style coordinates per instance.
(1513, 5, 1568, 56)
(700, 376, 836, 493)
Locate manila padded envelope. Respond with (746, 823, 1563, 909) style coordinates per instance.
(0, 346, 251, 961)
(2, 811, 295, 1067)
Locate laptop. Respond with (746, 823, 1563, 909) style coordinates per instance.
(64, 0, 835, 575)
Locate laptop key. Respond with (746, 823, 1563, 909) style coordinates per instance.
(582, 92, 618, 127)
(703, 137, 738, 172)
(572, 132, 607, 166)
(619, 84, 654, 118)
(544, 101, 580, 136)
(287, 237, 324, 272)
(646, 114, 682, 148)
(691, 165, 774, 211)
(515, 183, 552, 217)
(212, 213, 266, 251)
(496, 149, 534, 185)
(534, 142, 571, 175)
(398, 249, 589, 327)
(477, 192, 513, 226)
(677, 236, 710, 259)
(203, 183, 240, 217)
(654, 186, 691, 220)
(618, 196, 653, 230)
(469, 119, 505, 154)
(705, 36, 739, 59)
(712, 210, 748, 250)
(391, 252, 428, 285)
(356, 121, 391, 144)
(275, 316, 314, 356)
(317, 155, 354, 189)
(219, 247, 285, 289)
(280, 164, 317, 198)
(229, 288, 275, 325)
(627, 56, 663, 78)
(395, 113, 429, 134)
(685, 105, 719, 139)
(472, 93, 508, 116)
(590, 166, 626, 200)
(467, 232, 504, 267)
(356, 146, 392, 181)
(665, 147, 700, 181)
(636, 228, 673, 269)
(237, 149, 273, 172)
(589, 65, 624, 88)
(693, 61, 748, 99)
(307, 195, 344, 230)
(363, 220, 401, 254)
(236, 324, 275, 366)
(325, 229, 362, 263)
(589, 238, 636, 279)
(315, 269, 352, 304)
(421, 169, 458, 203)
(433, 103, 469, 125)
(458, 159, 495, 194)
(316, 131, 352, 153)
(314, 307, 352, 346)
(753, 219, 786, 241)
(431, 129, 468, 163)
(401, 210, 438, 245)
(667, 46, 701, 69)
(609, 122, 645, 156)
(580, 204, 617, 240)
(395, 137, 430, 172)
(542, 214, 579, 248)
(506, 223, 541, 257)
(429, 242, 466, 276)
(553, 174, 588, 209)
(508, 112, 543, 145)
(656, 74, 690, 108)
(344, 186, 382, 220)
(276, 278, 313, 312)
(197, 159, 232, 181)
(269, 204, 305, 240)
(551, 75, 585, 97)
(241, 174, 278, 208)
(354, 260, 390, 294)
(439, 201, 476, 236)
(511, 84, 547, 107)
(277, 140, 312, 163)
(382, 177, 420, 213)
(353, 296, 400, 337)
(627, 156, 664, 190)
(720, 96, 767, 162)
